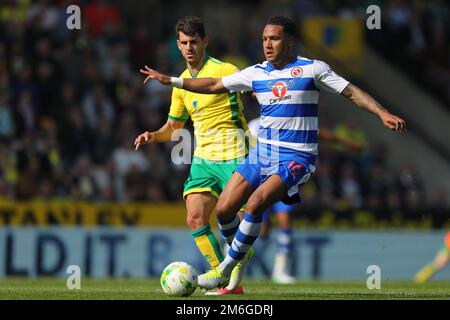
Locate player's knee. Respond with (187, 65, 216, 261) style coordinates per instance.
(186, 210, 207, 230)
(246, 193, 264, 214)
(214, 202, 227, 219)
(214, 202, 235, 222)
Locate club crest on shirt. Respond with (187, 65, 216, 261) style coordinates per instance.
(267, 80, 294, 104)
(291, 67, 303, 78)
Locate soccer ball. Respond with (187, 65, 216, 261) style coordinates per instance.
(160, 261, 198, 297)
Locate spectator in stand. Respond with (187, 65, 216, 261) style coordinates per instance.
(82, 84, 115, 130)
(332, 116, 367, 158)
(129, 24, 154, 71)
(91, 114, 114, 165)
(70, 154, 98, 201)
(423, 27, 450, 106)
(84, 0, 122, 38)
(113, 135, 149, 201)
(27, 0, 59, 33)
(0, 142, 17, 199)
(399, 163, 425, 211)
(0, 95, 15, 140)
(338, 161, 364, 209)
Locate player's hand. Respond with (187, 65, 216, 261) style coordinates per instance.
(139, 65, 171, 85)
(134, 131, 155, 150)
(380, 112, 406, 132)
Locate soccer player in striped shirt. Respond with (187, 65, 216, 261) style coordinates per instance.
(247, 116, 297, 284)
(140, 15, 406, 290)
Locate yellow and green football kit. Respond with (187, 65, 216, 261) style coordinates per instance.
(168, 56, 249, 268)
(414, 231, 450, 283)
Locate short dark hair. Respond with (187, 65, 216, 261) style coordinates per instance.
(266, 16, 297, 37)
(175, 16, 205, 39)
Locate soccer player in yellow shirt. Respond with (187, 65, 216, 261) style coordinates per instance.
(414, 231, 450, 283)
(134, 16, 252, 295)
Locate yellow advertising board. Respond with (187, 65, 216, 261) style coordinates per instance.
(302, 17, 364, 76)
(0, 201, 218, 227)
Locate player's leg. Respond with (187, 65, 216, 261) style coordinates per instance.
(205, 207, 246, 296)
(215, 172, 255, 246)
(271, 203, 296, 284)
(209, 172, 255, 291)
(213, 151, 261, 246)
(220, 210, 244, 257)
(415, 231, 450, 283)
(203, 161, 253, 295)
(198, 153, 314, 290)
(186, 192, 224, 269)
(199, 175, 286, 289)
(183, 158, 225, 270)
(254, 208, 272, 278)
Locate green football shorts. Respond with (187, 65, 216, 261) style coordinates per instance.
(183, 157, 243, 203)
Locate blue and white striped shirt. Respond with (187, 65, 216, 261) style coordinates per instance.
(222, 56, 349, 159)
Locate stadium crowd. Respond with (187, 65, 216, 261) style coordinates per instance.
(0, 0, 448, 224)
(312, 0, 449, 108)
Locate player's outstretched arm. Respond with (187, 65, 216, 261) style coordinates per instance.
(140, 65, 228, 94)
(341, 83, 406, 132)
(134, 120, 184, 150)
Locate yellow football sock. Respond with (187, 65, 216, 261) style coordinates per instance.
(192, 224, 224, 268)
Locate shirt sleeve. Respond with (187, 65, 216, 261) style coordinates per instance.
(313, 60, 350, 94)
(247, 118, 260, 138)
(221, 66, 254, 93)
(220, 62, 240, 77)
(168, 88, 189, 122)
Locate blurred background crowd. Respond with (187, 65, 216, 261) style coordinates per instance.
(0, 0, 448, 226)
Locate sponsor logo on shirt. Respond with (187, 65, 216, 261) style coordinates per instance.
(267, 80, 294, 104)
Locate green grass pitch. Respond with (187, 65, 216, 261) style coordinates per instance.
(1, 278, 449, 300)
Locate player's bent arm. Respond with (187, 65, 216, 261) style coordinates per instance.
(341, 83, 406, 131)
(134, 120, 185, 150)
(167, 119, 185, 131)
(152, 120, 185, 142)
